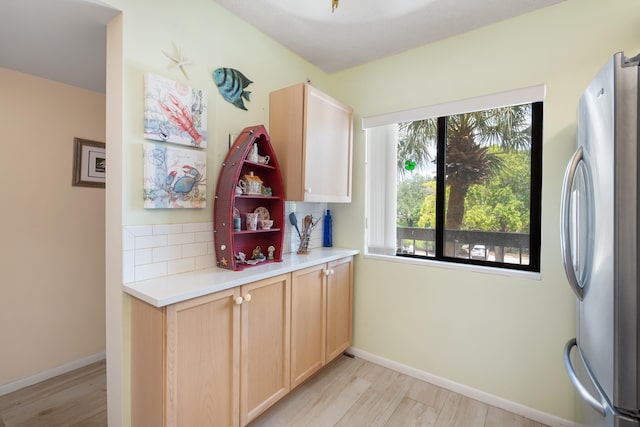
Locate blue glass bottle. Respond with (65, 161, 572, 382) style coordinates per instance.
(323, 210, 332, 247)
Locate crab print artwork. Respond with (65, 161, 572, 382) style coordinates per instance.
(143, 143, 206, 209)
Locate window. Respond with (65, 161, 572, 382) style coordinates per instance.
(364, 86, 544, 273)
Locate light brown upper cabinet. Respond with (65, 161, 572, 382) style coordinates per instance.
(269, 83, 353, 203)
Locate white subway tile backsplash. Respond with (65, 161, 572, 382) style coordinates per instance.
(168, 258, 195, 275)
(126, 225, 153, 237)
(135, 262, 167, 281)
(123, 229, 136, 251)
(135, 234, 168, 249)
(153, 224, 183, 235)
(122, 205, 328, 283)
(183, 242, 208, 258)
(135, 248, 152, 266)
(195, 231, 213, 243)
(153, 245, 182, 262)
(168, 232, 195, 246)
(196, 254, 216, 270)
(183, 222, 211, 233)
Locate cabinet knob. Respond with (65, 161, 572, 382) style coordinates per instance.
(244, 294, 252, 302)
(330, 269, 335, 276)
(324, 269, 330, 277)
(234, 296, 244, 305)
(305, 187, 312, 194)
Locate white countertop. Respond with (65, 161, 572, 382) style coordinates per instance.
(123, 248, 359, 307)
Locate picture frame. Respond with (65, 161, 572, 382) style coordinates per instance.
(72, 137, 106, 188)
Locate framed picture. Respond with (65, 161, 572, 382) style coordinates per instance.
(72, 137, 106, 188)
(143, 142, 206, 208)
(144, 72, 208, 148)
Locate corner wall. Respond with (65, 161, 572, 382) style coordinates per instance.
(328, 0, 640, 421)
(0, 67, 106, 388)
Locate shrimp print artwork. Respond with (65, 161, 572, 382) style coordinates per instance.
(144, 72, 208, 148)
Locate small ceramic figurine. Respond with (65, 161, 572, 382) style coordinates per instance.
(252, 246, 266, 261)
(267, 245, 275, 260)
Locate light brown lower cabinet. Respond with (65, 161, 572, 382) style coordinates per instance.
(325, 257, 354, 362)
(130, 256, 353, 426)
(131, 273, 291, 427)
(291, 256, 354, 388)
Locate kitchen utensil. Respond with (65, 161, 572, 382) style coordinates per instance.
(289, 212, 301, 238)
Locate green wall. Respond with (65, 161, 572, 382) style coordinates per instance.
(105, 0, 640, 423)
(111, 0, 330, 226)
(104, 0, 331, 424)
(329, 0, 640, 420)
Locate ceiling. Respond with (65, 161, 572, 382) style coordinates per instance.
(0, 0, 119, 93)
(0, 0, 564, 93)
(214, 0, 565, 73)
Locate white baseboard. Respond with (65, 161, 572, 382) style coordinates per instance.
(0, 352, 106, 397)
(347, 347, 577, 427)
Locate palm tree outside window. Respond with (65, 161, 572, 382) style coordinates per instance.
(364, 86, 544, 273)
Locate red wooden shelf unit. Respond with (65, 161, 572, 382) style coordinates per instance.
(213, 125, 285, 270)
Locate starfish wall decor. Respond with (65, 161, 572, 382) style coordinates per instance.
(163, 45, 192, 80)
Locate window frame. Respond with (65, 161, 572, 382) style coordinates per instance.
(363, 86, 545, 275)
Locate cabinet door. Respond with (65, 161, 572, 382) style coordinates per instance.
(326, 257, 354, 362)
(269, 84, 306, 201)
(166, 288, 240, 427)
(130, 298, 165, 427)
(240, 274, 291, 425)
(304, 85, 353, 203)
(290, 263, 326, 388)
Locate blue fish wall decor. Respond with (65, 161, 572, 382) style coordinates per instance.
(213, 68, 253, 111)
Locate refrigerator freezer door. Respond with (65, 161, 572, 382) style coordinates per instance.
(564, 339, 640, 427)
(563, 52, 640, 418)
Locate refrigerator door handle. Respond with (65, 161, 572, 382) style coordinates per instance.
(564, 338, 607, 417)
(560, 146, 584, 301)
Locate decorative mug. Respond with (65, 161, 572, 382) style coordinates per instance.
(260, 219, 274, 229)
(258, 155, 270, 165)
(239, 179, 262, 195)
(245, 213, 258, 230)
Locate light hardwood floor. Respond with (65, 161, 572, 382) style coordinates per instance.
(0, 356, 549, 427)
(0, 360, 107, 427)
(249, 355, 550, 427)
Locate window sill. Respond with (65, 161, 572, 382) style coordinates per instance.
(363, 252, 541, 281)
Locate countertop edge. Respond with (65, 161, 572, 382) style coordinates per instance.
(123, 248, 359, 307)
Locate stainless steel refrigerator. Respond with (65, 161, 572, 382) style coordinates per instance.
(561, 51, 640, 427)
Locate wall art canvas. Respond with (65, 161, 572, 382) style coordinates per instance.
(143, 143, 206, 209)
(144, 72, 207, 148)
